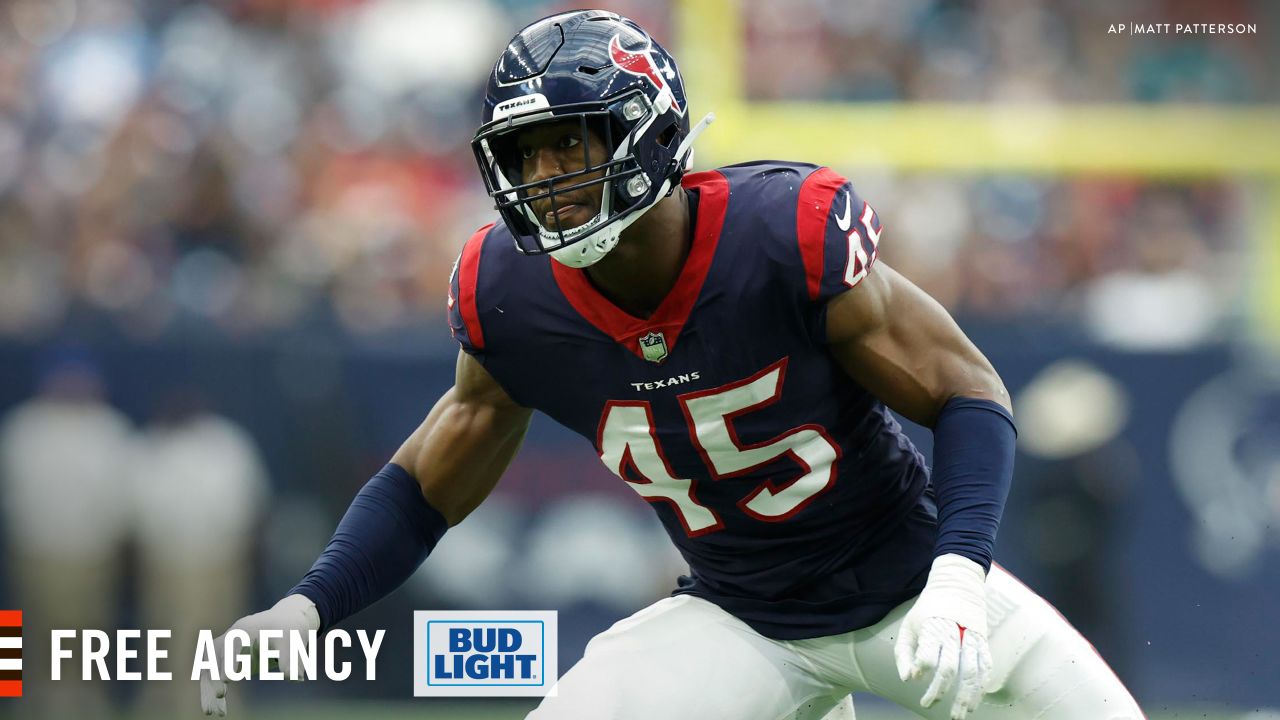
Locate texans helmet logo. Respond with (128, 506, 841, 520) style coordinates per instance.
(608, 34, 682, 113)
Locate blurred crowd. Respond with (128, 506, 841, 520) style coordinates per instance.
(744, 0, 1271, 348)
(0, 0, 1267, 349)
(0, 0, 508, 344)
(744, 0, 1276, 104)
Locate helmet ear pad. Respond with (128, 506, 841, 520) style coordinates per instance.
(602, 93, 687, 216)
(611, 102, 687, 204)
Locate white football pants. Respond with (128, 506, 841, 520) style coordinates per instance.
(527, 564, 1144, 720)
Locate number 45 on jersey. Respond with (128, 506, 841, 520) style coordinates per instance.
(597, 358, 841, 536)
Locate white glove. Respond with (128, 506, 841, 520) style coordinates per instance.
(200, 594, 321, 717)
(893, 554, 993, 720)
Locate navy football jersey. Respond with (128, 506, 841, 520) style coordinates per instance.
(448, 161, 936, 639)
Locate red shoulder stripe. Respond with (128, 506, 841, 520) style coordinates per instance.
(795, 167, 847, 302)
(458, 223, 493, 351)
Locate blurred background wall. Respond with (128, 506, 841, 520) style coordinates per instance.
(0, 0, 1276, 717)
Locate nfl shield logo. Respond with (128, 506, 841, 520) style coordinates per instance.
(639, 332, 668, 363)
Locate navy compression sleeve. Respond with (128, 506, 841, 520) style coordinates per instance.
(930, 397, 1016, 571)
(290, 463, 448, 630)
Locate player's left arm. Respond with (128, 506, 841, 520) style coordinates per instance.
(789, 167, 1012, 717)
(825, 263, 1014, 719)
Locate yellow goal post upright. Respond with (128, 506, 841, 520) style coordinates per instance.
(675, 0, 1280, 346)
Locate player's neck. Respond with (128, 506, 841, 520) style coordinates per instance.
(583, 189, 690, 320)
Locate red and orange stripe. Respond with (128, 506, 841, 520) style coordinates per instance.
(0, 610, 21, 697)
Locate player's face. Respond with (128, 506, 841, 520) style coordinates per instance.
(516, 120, 609, 230)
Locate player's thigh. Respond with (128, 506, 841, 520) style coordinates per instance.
(973, 565, 1144, 719)
(814, 694, 856, 720)
(527, 595, 839, 720)
(844, 565, 1143, 719)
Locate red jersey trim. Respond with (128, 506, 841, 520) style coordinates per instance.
(457, 223, 493, 351)
(795, 167, 848, 302)
(551, 170, 730, 361)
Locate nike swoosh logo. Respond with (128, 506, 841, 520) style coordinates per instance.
(834, 191, 852, 232)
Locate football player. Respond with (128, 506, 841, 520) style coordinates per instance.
(202, 10, 1146, 720)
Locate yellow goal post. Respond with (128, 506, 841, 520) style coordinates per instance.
(675, 0, 1280, 344)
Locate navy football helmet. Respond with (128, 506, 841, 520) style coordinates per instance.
(472, 10, 713, 268)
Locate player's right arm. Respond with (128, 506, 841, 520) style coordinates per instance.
(200, 350, 531, 717)
(392, 350, 533, 524)
(294, 348, 531, 627)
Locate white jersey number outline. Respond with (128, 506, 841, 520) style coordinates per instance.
(598, 401, 724, 536)
(843, 200, 882, 288)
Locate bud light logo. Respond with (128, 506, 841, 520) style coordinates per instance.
(413, 611, 557, 697)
